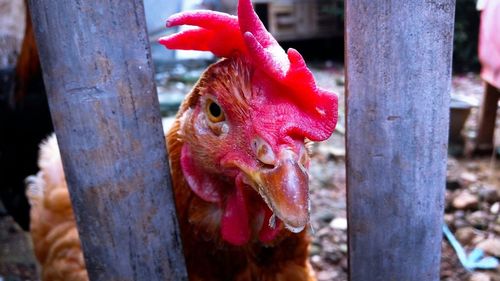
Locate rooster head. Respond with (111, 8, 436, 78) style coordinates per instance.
(160, 0, 338, 245)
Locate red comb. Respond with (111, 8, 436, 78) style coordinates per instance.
(159, 0, 338, 141)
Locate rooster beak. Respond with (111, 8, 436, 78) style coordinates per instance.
(246, 149, 309, 233)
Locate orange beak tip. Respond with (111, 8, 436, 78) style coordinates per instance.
(248, 150, 311, 233)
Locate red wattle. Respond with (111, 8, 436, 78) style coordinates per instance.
(221, 177, 250, 245)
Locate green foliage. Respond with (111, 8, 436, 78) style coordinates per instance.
(453, 0, 480, 73)
(318, 0, 344, 21)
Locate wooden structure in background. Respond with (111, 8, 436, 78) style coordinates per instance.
(251, 0, 343, 41)
(27, 1, 188, 280)
(345, 1, 455, 280)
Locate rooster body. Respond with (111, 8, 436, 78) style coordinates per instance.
(27, 1, 337, 280)
(167, 58, 315, 281)
(28, 57, 316, 281)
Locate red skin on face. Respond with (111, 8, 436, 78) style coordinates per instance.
(161, 0, 338, 246)
(159, 0, 338, 142)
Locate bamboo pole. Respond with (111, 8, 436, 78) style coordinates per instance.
(28, 1, 188, 280)
(345, 1, 455, 280)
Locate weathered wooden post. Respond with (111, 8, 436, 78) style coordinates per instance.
(345, 1, 455, 280)
(28, 1, 188, 280)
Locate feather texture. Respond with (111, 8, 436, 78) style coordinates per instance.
(27, 135, 89, 281)
(28, 59, 317, 281)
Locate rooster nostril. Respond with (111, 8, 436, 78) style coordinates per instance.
(261, 163, 275, 170)
(252, 137, 276, 166)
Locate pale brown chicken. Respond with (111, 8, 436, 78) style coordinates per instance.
(27, 1, 338, 280)
(26, 136, 88, 281)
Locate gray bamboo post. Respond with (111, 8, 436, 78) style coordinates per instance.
(27, 1, 188, 280)
(345, 1, 455, 280)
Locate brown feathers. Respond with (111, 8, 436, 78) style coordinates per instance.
(26, 135, 89, 281)
(165, 59, 316, 281)
(28, 58, 316, 281)
(15, 9, 43, 103)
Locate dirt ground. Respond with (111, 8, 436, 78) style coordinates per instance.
(306, 66, 500, 281)
(1, 65, 499, 281)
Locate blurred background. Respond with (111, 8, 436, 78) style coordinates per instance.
(0, 1, 498, 280)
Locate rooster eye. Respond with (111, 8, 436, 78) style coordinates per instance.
(206, 99, 225, 123)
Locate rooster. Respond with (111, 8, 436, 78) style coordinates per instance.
(26, 0, 338, 280)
